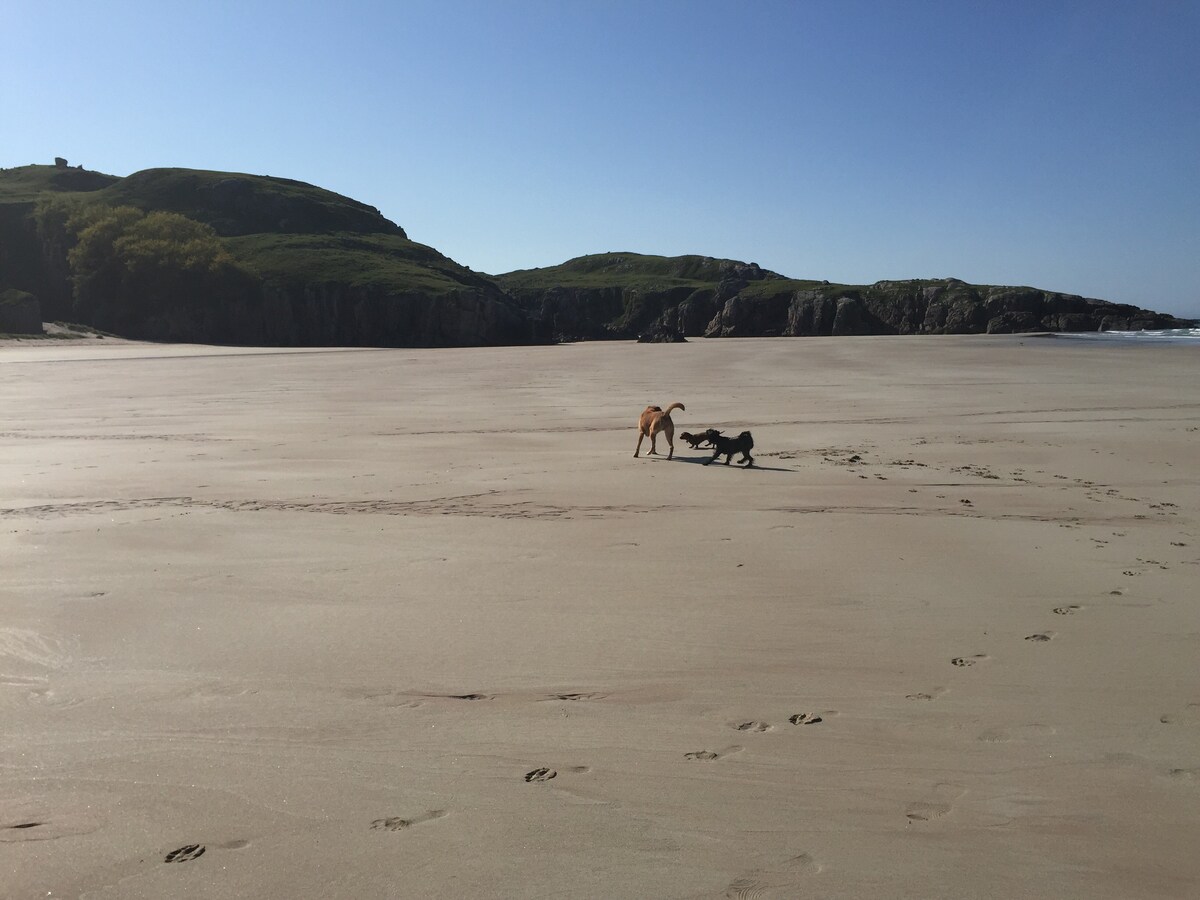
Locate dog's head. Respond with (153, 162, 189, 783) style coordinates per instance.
(704, 428, 723, 440)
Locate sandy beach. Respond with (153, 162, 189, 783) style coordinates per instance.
(1, 334, 1198, 899)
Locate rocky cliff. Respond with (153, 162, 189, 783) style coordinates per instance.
(0, 165, 533, 346)
(502, 256, 1190, 339)
(0, 288, 42, 334)
(497, 254, 784, 341)
(2, 164, 1189, 346)
(699, 278, 1186, 337)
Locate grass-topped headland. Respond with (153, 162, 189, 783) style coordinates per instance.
(0, 162, 1191, 346)
(0, 163, 529, 345)
(497, 252, 784, 293)
(95, 168, 405, 237)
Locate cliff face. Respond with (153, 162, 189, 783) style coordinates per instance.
(497, 255, 782, 341)
(0, 202, 74, 321)
(253, 283, 533, 347)
(0, 288, 42, 334)
(0, 165, 533, 347)
(700, 279, 1187, 337)
(2, 166, 1189, 346)
(500, 256, 1189, 339)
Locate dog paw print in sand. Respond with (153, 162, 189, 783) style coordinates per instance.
(164, 844, 206, 863)
(1024, 632, 1055, 642)
(370, 810, 447, 831)
(724, 852, 821, 898)
(788, 713, 824, 725)
(354, 690, 425, 709)
(733, 721, 773, 733)
(951, 654, 988, 667)
(524, 767, 557, 783)
(1052, 605, 1082, 615)
(906, 687, 947, 701)
(685, 746, 743, 761)
(905, 783, 965, 822)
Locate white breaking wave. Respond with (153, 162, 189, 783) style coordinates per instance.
(1053, 327, 1200, 343)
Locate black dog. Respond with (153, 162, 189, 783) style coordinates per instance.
(703, 429, 754, 466)
(680, 430, 720, 450)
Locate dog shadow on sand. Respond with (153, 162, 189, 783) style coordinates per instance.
(655, 454, 796, 473)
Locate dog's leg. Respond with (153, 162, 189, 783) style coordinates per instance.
(704, 449, 718, 466)
(634, 430, 645, 458)
(742, 452, 754, 467)
(665, 425, 675, 460)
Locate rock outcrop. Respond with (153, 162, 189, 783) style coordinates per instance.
(700, 278, 1187, 337)
(505, 257, 1190, 341)
(498, 254, 784, 341)
(0, 288, 42, 334)
(637, 323, 687, 343)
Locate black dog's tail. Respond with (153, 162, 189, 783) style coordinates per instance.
(740, 431, 754, 449)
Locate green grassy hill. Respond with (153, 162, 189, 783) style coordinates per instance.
(497, 252, 784, 292)
(94, 168, 403, 237)
(0, 164, 118, 202)
(0, 164, 531, 345)
(225, 233, 495, 296)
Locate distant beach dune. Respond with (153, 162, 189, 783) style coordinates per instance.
(2, 335, 1198, 899)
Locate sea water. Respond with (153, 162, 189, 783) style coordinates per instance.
(1049, 327, 1200, 343)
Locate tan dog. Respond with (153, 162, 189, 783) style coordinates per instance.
(634, 402, 685, 460)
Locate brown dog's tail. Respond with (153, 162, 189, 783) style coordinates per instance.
(663, 402, 685, 415)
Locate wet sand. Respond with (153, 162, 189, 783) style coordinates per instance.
(2, 335, 1198, 899)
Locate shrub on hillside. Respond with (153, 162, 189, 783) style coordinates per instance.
(34, 200, 259, 341)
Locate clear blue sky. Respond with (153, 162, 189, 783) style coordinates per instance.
(4, 1, 1198, 317)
